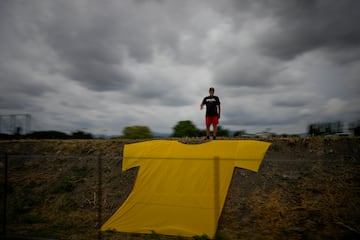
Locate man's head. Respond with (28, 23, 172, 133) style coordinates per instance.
(209, 87, 215, 96)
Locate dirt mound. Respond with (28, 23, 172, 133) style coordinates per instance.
(1, 138, 359, 239)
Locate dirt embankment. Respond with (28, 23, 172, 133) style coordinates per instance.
(0, 138, 359, 240)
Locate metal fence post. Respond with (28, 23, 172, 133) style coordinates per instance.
(98, 154, 102, 240)
(2, 152, 8, 236)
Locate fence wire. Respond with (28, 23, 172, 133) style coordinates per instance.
(0, 153, 118, 240)
(1, 148, 359, 239)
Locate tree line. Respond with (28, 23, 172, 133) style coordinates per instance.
(114, 119, 360, 139)
(0, 130, 94, 140)
(1, 120, 359, 140)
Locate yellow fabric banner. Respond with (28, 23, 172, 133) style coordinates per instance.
(101, 140, 271, 238)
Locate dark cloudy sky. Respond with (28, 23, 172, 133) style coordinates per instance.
(1, 0, 359, 135)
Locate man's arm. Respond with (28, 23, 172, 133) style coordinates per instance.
(200, 98, 205, 110)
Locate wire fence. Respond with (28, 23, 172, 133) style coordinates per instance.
(1, 138, 359, 240)
(0, 153, 126, 240)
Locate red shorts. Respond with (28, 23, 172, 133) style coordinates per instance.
(206, 116, 219, 126)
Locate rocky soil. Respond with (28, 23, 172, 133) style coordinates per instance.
(0, 137, 359, 240)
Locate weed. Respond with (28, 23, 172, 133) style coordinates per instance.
(103, 229, 115, 237)
(214, 232, 229, 240)
(62, 177, 75, 192)
(144, 230, 161, 239)
(23, 214, 43, 224)
(193, 234, 210, 240)
(12, 198, 32, 214)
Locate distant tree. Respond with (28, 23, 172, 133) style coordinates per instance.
(216, 125, 230, 137)
(122, 125, 153, 139)
(172, 120, 200, 137)
(26, 131, 69, 139)
(199, 125, 230, 137)
(349, 120, 360, 136)
(71, 131, 93, 139)
(0, 133, 13, 140)
(233, 130, 247, 137)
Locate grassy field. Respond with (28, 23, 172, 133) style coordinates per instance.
(0, 137, 359, 239)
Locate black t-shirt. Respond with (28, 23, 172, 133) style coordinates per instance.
(202, 96, 220, 116)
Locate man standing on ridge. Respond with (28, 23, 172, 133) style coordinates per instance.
(200, 87, 221, 140)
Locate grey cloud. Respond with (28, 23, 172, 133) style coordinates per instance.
(214, 54, 280, 88)
(1, 0, 359, 135)
(126, 79, 193, 107)
(222, 102, 309, 130)
(33, 0, 198, 91)
(272, 97, 309, 108)
(1, 76, 53, 98)
(0, 57, 55, 97)
(0, 96, 29, 110)
(60, 100, 93, 111)
(35, 2, 135, 91)
(0, 91, 45, 112)
(253, 0, 360, 60)
(64, 61, 133, 91)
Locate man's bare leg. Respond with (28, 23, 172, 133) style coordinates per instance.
(213, 124, 218, 139)
(206, 124, 211, 139)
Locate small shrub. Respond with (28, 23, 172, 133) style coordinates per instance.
(215, 232, 229, 240)
(193, 234, 210, 240)
(62, 177, 75, 192)
(144, 230, 161, 239)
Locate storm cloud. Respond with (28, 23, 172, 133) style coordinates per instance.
(1, 0, 359, 135)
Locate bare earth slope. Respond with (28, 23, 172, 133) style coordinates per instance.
(0, 138, 359, 240)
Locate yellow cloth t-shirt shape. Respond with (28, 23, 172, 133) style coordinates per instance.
(101, 140, 271, 238)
